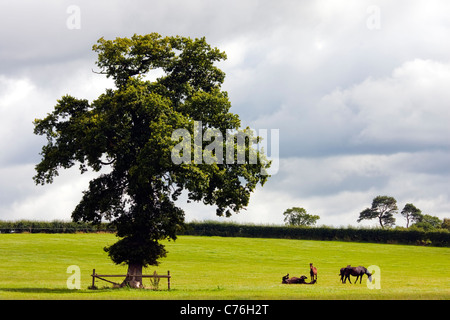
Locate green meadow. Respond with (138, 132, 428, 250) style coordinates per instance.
(0, 233, 448, 299)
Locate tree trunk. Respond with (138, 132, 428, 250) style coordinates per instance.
(121, 263, 143, 288)
(379, 215, 384, 229)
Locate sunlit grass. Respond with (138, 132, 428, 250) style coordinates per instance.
(0, 234, 448, 299)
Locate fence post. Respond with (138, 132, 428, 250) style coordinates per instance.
(91, 269, 96, 288)
(168, 270, 170, 290)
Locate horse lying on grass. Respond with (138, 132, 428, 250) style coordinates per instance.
(340, 266, 372, 284)
(282, 274, 316, 284)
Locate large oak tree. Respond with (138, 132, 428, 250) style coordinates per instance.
(33, 34, 270, 287)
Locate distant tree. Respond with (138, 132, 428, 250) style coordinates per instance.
(411, 214, 442, 231)
(441, 218, 450, 231)
(401, 203, 422, 228)
(422, 215, 442, 228)
(283, 207, 320, 227)
(357, 196, 398, 228)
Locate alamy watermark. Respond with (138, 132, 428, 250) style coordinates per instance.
(66, 5, 81, 30)
(366, 5, 381, 30)
(171, 121, 279, 175)
(66, 265, 81, 289)
(367, 265, 381, 289)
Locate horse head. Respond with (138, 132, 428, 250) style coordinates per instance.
(364, 268, 373, 282)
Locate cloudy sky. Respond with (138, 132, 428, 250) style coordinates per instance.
(1, 0, 449, 227)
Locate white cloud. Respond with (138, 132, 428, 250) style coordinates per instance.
(250, 59, 450, 158)
(0, 76, 50, 165)
(0, 69, 115, 166)
(0, 164, 98, 221)
(319, 59, 450, 151)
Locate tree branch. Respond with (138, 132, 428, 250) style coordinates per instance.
(100, 158, 116, 165)
(92, 68, 108, 75)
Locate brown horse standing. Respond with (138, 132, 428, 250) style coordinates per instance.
(342, 266, 372, 284)
(339, 265, 351, 283)
(309, 263, 318, 282)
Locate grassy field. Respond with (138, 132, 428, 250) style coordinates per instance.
(0, 233, 449, 299)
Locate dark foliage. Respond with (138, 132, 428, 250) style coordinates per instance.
(2, 220, 448, 247)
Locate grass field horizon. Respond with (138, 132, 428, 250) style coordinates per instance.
(0, 233, 449, 299)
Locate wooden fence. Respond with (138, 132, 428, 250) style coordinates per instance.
(90, 269, 171, 290)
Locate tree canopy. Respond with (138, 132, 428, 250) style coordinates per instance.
(283, 207, 320, 227)
(400, 203, 422, 228)
(357, 195, 398, 228)
(33, 33, 270, 287)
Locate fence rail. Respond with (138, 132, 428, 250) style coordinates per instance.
(90, 269, 171, 290)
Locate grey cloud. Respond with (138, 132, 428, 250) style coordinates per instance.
(1, 0, 449, 225)
(250, 59, 450, 160)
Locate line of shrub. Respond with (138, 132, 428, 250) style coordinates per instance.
(1, 220, 448, 247)
(181, 221, 450, 247)
(0, 220, 114, 233)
